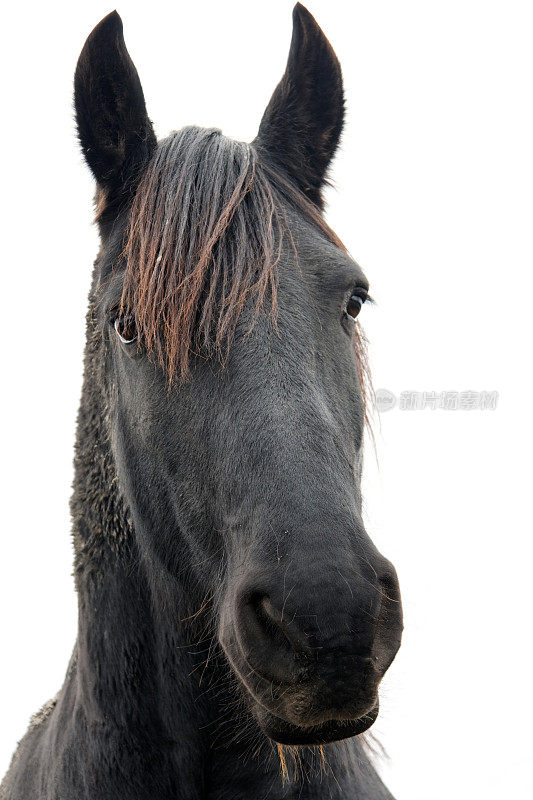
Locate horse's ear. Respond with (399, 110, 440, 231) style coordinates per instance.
(74, 11, 156, 200)
(254, 3, 344, 208)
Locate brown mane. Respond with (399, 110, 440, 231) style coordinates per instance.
(121, 126, 371, 411)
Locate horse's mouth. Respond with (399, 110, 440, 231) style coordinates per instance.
(251, 697, 380, 746)
(221, 621, 383, 745)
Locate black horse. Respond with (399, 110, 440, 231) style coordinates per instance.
(1, 6, 403, 798)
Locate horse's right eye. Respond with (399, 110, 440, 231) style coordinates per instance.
(114, 316, 137, 344)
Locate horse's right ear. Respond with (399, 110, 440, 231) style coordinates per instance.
(74, 11, 156, 198)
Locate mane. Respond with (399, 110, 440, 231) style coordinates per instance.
(121, 126, 371, 411)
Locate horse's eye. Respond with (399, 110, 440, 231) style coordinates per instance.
(345, 291, 367, 321)
(114, 316, 137, 344)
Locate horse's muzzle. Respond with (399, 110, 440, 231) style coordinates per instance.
(219, 559, 403, 745)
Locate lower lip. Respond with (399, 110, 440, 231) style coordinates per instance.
(260, 702, 379, 746)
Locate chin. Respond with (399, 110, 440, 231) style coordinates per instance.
(252, 699, 380, 746)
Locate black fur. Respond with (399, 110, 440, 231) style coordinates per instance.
(1, 7, 402, 799)
(255, 4, 345, 208)
(74, 11, 156, 210)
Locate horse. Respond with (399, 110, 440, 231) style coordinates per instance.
(1, 5, 403, 798)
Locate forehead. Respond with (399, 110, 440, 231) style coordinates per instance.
(97, 214, 369, 332)
(283, 207, 369, 296)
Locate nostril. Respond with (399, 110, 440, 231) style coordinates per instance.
(236, 593, 311, 684)
(259, 596, 311, 655)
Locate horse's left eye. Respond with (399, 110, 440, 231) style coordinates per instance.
(114, 316, 137, 344)
(345, 291, 367, 321)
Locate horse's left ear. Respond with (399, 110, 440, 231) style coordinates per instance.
(74, 11, 156, 201)
(254, 3, 344, 209)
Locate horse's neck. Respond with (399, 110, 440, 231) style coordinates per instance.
(71, 544, 213, 797)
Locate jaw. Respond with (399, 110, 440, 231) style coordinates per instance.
(251, 697, 380, 746)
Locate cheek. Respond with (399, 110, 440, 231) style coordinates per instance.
(110, 374, 220, 517)
(110, 406, 221, 581)
(313, 326, 366, 414)
(109, 350, 173, 448)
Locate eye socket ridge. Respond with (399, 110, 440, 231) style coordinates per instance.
(345, 287, 369, 321)
(114, 315, 137, 344)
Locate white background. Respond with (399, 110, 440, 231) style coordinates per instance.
(1, 1, 532, 797)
